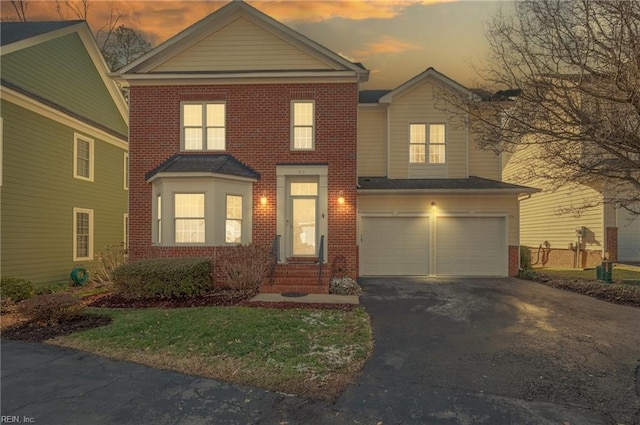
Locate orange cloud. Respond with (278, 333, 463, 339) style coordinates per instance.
(353, 35, 422, 58)
(1, 1, 455, 45)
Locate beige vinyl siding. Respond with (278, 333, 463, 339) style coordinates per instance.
(468, 125, 500, 180)
(1, 101, 127, 285)
(358, 194, 519, 246)
(154, 17, 332, 73)
(516, 185, 604, 251)
(1, 33, 127, 137)
(503, 142, 604, 251)
(357, 106, 386, 176)
(387, 80, 467, 179)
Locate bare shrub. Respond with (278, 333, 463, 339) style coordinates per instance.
(17, 294, 85, 324)
(217, 244, 272, 291)
(91, 243, 127, 286)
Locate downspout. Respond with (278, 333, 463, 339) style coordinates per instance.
(517, 193, 533, 272)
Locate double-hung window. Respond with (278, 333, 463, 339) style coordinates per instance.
(292, 101, 314, 150)
(74, 134, 94, 181)
(174, 193, 205, 243)
(225, 195, 243, 244)
(409, 123, 446, 164)
(73, 208, 93, 261)
(182, 102, 225, 151)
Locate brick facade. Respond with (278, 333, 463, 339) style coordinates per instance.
(128, 83, 360, 284)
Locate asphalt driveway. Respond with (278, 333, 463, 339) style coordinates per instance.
(2, 277, 639, 424)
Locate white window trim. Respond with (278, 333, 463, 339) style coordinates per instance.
(428, 123, 447, 164)
(73, 207, 94, 261)
(123, 152, 129, 190)
(408, 123, 447, 165)
(180, 101, 226, 151)
(291, 100, 315, 151)
(174, 192, 206, 244)
(73, 133, 94, 181)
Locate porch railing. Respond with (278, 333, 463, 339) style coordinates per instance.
(318, 235, 325, 285)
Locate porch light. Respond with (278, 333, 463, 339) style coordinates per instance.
(431, 202, 436, 209)
(260, 195, 267, 205)
(338, 191, 345, 205)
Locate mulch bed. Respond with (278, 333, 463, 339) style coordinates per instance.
(2, 314, 112, 342)
(523, 273, 640, 308)
(2, 290, 358, 343)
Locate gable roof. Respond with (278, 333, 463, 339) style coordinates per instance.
(359, 90, 392, 104)
(146, 154, 260, 182)
(1, 20, 82, 46)
(358, 176, 538, 194)
(1, 20, 128, 130)
(378, 67, 478, 104)
(115, 1, 368, 82)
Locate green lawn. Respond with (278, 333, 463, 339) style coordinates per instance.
(535, 265, 640, 282)
(51, 306, 372, 400)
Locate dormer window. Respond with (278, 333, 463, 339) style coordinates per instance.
(409, 123, 446, 164)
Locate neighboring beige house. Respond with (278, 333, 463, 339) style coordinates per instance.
(357, 68, 537, 277)
(503, 142, 640, 268)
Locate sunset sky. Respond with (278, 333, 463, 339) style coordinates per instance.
(1, 1, 510, 89)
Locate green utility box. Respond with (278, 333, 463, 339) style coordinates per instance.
(596, 261, 613, 283)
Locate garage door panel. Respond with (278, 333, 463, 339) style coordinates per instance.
(436, 217, 506, 276)
(360, 217, 429, 276)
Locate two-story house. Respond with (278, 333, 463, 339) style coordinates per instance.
(357, 69, 536, 277)
(1, 21, 129, 285)
(115, 1, 535, 293)
(114, 1, 368, 293)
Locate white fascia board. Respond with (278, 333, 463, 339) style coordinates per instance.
(357, 188, 539, 195)
(2, 86, 127, 150)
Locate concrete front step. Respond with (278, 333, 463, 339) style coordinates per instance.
(260, 284, 329, 294)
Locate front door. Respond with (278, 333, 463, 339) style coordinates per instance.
(288, 180, 318, 258)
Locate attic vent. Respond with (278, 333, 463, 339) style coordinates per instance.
(290, 89, 315, 100)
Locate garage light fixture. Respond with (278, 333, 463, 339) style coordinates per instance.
(431, 202, 436, 209)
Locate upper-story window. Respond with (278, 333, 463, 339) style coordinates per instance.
(74, 133, 94, 181)
(409, 123, 446, 164)
(292, 101, 314, 150)
(182, 102, 225, 151)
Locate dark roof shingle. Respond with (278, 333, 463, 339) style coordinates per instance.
(358, 176, 537, 192)
(359, 90, 392, 104)
(145, 154, 260, 181)
(1, 21, 83, 46)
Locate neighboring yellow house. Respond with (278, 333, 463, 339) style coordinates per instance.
(356, 68, 537, 277)
(503, 141, 640, 268)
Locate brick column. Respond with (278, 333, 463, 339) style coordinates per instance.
(606, 227, 618, 262)
(508, 246, 520, 277)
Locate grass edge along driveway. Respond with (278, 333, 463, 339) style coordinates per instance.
(50, 306, 373, 400)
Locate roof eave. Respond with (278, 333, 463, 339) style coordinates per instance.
(357, 188, 540, 195)
(146, 171, 259, 184)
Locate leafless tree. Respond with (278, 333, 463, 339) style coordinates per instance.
(443, 0, 640, 215)
(9, 0, 29, 21)
(102, 25, 152, 71)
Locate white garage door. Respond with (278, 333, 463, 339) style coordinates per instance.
(618, 209, 640, 261)
(360, 216, 429, 276)
(436, 217, 507, 276)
